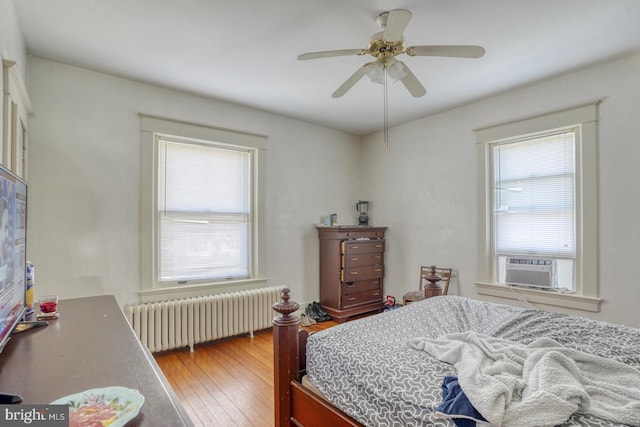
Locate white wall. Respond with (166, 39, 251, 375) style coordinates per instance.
(26, 57, 362, 306)
(0, 0, 28, 148)
(363, 52, 640, 328)
(0, 0, 26, 75)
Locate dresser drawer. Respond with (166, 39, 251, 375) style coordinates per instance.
(342, 252, 383, 268)
(326, 228, 386, 240)
(342, 230, 385, 239)
(341, 265, 384, 282)
(341, 240, 385, 255)
(342, 289, 382, 309)
(342, 279, 380, 296)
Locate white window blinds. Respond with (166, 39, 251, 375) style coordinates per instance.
(492, 130, 576, 257)
(157, 138, 251, 282)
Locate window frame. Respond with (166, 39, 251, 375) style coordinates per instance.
(2, 59, 32, 179)
(140, 115, 267, 302)
(475, 102, 601, 312)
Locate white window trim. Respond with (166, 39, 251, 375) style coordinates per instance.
(139, 115, 267, 302)
(2, 59, 32, 179)
(475, 102, 600, 312)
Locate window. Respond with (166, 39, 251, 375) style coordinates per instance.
(493, 130, 576, 289)
(140, 116, 266, 301)
(475, 102, 600, 312)
(158, 138, 251, 283)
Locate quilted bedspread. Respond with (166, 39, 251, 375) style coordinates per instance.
(305, 296, 640, 427)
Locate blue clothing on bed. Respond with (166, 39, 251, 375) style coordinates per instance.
(436, 375, 487, 427)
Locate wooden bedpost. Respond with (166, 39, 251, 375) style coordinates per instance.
(272, 287, 300, 427)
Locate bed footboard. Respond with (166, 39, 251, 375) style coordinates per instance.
(272, 288, 363, 427)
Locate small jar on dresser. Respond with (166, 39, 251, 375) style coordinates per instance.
(316, 225, 387, 323)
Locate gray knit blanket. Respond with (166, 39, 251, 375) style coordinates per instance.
(410, 331, 640, 427)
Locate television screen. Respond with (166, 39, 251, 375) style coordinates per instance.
(0, 164, 27, 354)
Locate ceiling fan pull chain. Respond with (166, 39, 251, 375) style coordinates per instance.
(384, 69, 389, 151)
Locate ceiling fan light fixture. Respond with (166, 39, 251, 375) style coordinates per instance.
(364, 59, 406, 85)
(364, 61, 385, 84)
(386, 58, 407, 81)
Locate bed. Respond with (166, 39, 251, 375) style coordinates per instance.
(272, 288, 640, 427)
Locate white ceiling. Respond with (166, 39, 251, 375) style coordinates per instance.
(13, 0, 640, 136)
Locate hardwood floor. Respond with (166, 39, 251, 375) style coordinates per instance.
(154, 319, 336, 426)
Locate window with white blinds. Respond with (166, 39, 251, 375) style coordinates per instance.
(157, 138, 252, 283)
(475, 102, 600, 310)
(140, 116, 266, 301)
(492, 130, 576, 257)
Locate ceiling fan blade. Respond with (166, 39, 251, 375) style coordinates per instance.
(399, 62, 426, 97)
(383, 9, 412, 42)
(298, 49, 365, 60)
(407, 45, 486, 58)
(332, 65, 368, 98)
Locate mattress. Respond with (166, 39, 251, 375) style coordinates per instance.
(305, 295, 640, 427)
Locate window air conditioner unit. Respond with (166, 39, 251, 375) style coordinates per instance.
(505, 257, 555, 289)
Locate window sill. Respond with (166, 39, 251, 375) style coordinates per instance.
(139, 277, 268, 303)
(475, 282, 602, 312)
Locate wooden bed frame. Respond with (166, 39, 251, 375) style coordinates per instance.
(272, 288, 365, 427)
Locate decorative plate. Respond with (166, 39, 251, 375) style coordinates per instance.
(51, 386, 144, 427)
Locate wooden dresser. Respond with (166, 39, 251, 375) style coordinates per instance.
(317, 225, 387, 323)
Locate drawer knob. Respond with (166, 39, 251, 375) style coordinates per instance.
(350, 258, 359, 261)
(349, 272, 358, 275)
(348, 297, 356, 301)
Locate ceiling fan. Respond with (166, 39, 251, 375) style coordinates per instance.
(297, 9, 485, 98)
